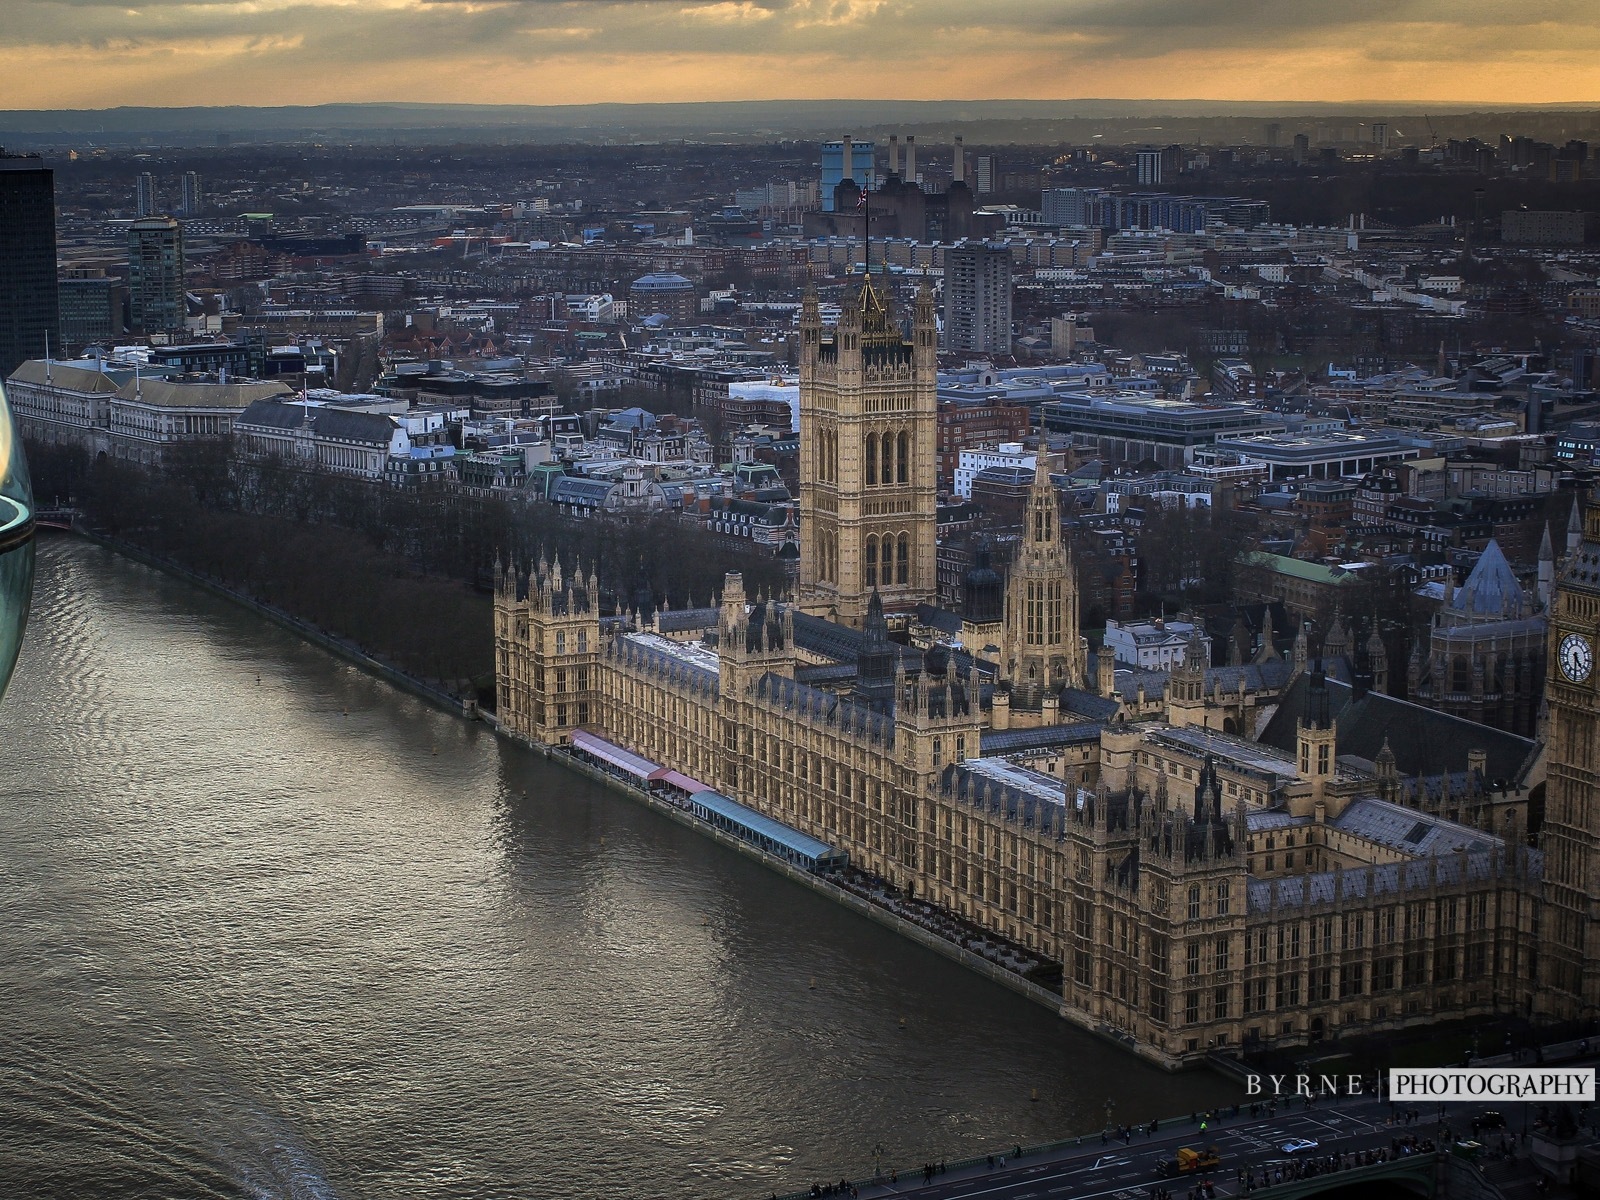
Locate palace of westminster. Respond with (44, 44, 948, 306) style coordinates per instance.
(496, 274, 1600, 1068)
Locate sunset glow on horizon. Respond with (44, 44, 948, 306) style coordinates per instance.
(1, 0, 1598, 110)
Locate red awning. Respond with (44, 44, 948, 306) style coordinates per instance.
(571, 730, 668, 781)
(660, 770, 712, 794)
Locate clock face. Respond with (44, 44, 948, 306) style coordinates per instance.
(1560, 633, 1594, 683)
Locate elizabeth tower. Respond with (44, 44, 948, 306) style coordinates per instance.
(1542, 496, 1600, 1019)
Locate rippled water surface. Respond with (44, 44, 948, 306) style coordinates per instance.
(0, 539, 1231, 1199)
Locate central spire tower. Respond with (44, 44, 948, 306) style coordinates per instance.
(998, 452, 1086, 709)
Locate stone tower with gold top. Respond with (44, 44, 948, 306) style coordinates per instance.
(797, 272, 938, 628)
(1540, 493, 1600, 1020)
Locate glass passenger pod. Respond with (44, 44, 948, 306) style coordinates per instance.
(0, 378, 35, 703)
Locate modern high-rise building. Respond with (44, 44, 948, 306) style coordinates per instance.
(1371, 123, 1390, 152)
(0, 154, 60, 379)
(820, 137, 877, 212)
(975, 155, 995, 195)
(942, 241, 1013, 356)
(135, 172, 157, 218)
(1292, 133, 1310, 166)
(1135, 149, 1163, 186)
(797, 274, 938, 626)
(127, 216, 186, 336)
(180, 171, 203, 216)
(57, 273, 121, 348)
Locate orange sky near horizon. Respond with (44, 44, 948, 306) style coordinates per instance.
(1, 0, 1597, 110)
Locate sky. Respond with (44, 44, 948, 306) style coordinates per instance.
(2, 0, 1598, 110)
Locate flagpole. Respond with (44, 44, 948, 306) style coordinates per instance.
(863, 174, 871, 279)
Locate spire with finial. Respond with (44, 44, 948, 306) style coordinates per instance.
(1366, 622, 1389, 694)
(1540, 521, 1557, 609)
(1375, 737, 1397, 786)
(1324, 612, 1351, 662)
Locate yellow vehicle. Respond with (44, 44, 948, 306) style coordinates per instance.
(1157, 1146, 1222, 1177)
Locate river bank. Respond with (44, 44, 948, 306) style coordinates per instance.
(73, 527, 1182, 1074)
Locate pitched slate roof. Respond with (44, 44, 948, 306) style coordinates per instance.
(753, 671, 895, 744)
(236, 398, 394, 442)
(237, 398, 307, 430)
(552, 477, 616, 504)
(1247, 847, 1538, 914)
(915, 603, 964, 637)
(791, 611, 922, 668)
(1059, 688, 1121, 720)
(8, 359, 120, 393)
(311, 407, 397, 445)
(1258, 672, 1539, 784)
(655, 606, 720, 634)
(1332, 795, 1496, 856)
(123, 377, 293, 411)
(1205, 659, 1295, 694)
(979, 722, 1104, 756)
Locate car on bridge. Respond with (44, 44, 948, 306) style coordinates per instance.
(1280, 1138, 1319, 1155)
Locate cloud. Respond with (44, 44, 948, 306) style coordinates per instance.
(0, 0, 1597, 107)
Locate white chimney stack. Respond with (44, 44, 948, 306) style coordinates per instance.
(889, 134, 900, 177)
(953, 136, 964, 185)
(905, 135, 916, 184)
(841, 135, 853, 183)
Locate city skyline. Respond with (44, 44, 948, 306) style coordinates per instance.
(3, 0, 1599, 110)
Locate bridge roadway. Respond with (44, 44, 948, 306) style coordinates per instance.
(824, 1040, 1600, 1200)
(848, 1094, 1465, 1200)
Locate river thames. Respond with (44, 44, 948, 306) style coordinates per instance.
(0, 538, 1232, 1199)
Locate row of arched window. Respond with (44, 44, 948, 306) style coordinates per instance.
(815, 529, 838, 584)
(865, 532, 911, 588)
(864, 430, 912, 486)
(817, 429, 839, 484)
(811, 428, 918, 488)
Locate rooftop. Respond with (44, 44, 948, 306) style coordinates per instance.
(1148, 724, 1301, 783)
(959, 756, 1070, 809)
(617, 631, 721, 683)
(1332, 795, 1498, 857)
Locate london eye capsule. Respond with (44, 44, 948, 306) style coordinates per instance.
(0, 378, 35, 703)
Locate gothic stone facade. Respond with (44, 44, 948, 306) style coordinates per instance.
(496, 563, 1544, 1069)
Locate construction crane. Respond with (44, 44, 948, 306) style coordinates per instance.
(1424, 114, 1439, 148)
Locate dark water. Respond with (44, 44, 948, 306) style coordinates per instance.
(0, 538, 1232, 1199)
